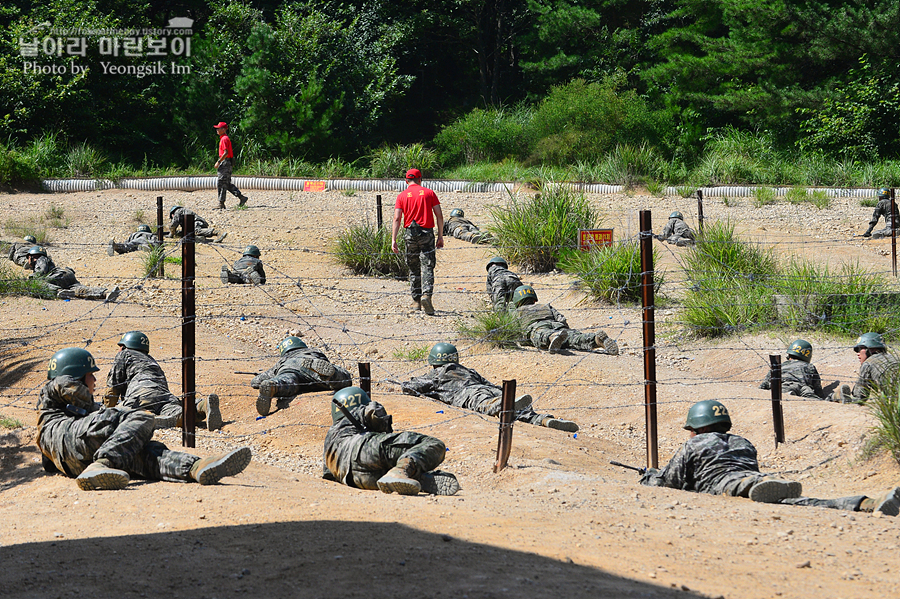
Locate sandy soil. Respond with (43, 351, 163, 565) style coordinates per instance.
(0, 185, 898, 599)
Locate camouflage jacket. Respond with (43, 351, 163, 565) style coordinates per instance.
(233, 255, 267, 284)
(516, 302, 568, 333)
(759, 358, 825, 398)
(30, 255, 74, 287)
(259, 347, 341, 381)
(868, 198, 899, 229)
(486, 265, 523, 310)
(853, 351, 900, 401)
(169, 207, 209, 234)
(105, 348, 174, 404)
(8, 242, 33, 267)
(126, 231, 158, 246)
(659, 218, 695, 240)
(36, 376, 100, 440)
(323, 401, 394, 486)
(443, 216, 478, 235)
(402, 363, 497, 400)
(640, 432, 760, 495)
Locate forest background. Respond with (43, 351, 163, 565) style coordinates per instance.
(1, 0, 899, 186)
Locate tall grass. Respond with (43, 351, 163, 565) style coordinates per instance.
(867, 385, 900, 463)
(65, 143, 106, 177)
(368, 144, 439, 179)
(0, 261, 54, 299)
(488, 182, 602, 273)
(558, 241, 661, 304)
(456, 304, 526, 348)
(332, 223, 408, 276)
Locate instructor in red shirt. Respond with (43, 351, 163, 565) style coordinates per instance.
(392, 168, 443, 315)
(214, 121, 249, 209)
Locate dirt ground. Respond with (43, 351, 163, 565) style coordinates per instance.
(0, 184, 898, 599)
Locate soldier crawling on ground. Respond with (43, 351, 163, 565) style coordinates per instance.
(8, 235, 38, 266)
(168, 206, 226, 242)
(638, 400, 900, 516)
(105, 331, 222, 430)
(654, 211, 696, 246)
(324, 386, 460, 496)
(829, 332, 900, 404)
(251, 336, 352, 416)
(25, 246, 119, 302)
(443, 208, 492, 244)
(108, 224, 160, 255)
(485, 257, 522, 312)
(862, 187, 898, 239)
(400, 342, 579, 432)
(759, 339, 826, 399)
(511, 285, 619, 355)
(221, 245, 266, 285)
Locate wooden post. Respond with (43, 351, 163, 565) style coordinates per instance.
(156, 196, 164, 278)
(639, 210, 658, 469)
(358, 362, 371, 395)
(891, 188, 897, 277)
(376, 195, 383, 230)
(181, 213, 196, 448)
(493, 379, 516, 473)
(769, 355, 786, 446)
(697, 189, 704, 235)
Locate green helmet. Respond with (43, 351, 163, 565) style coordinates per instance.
(853, 332, 886, 352)
(486, 257, 508, 271)
(277, 336, 307, 355)
(331, 386, 370, 424)
(243, 245, 261, 258)
(450, 208, 464, 218)
(512, 285, 538, 307)
(118, 331, 150, 353)
(137, 224, 152, 233)
(428, 342, 459, 366)
(787, 339, 812, 362)
(670, 211, 683, 220)
(27, 245, 47, 257)
(24, 235, 36, 244)
(877, 187, 891, 201)
(169, 206, 179, 217)
(48, 347, 100, 380)
(683, 400, 732, 431)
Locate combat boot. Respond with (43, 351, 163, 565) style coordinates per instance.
(214, 232, 228, 243)
(420, 295, 435, 315)
(514, 394, 533, 410)
(257, 380, 286, 416)
(595, 331, 619, 355)
(197, 394, 223, 431)
(839, 384, 854, 404)
(869, 487, 900, 516)
(548, 330, 568, 353)
(104, 286, 121, 303)
(748, 478, 803, 503)
(238, 195, 249, 207)
(107, 239, 117, 256)
(542, 417, 579, 432)
(409, 298, 421, 311)
(76, 459, 130, 491)
(189, 447, 252, 485)
(419, 470, 461, 495)
(248, 271, 263, 285)
(221, 265, 231, 284)
(377, 457, 422, 495)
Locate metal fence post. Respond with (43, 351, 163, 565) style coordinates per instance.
(181, 213, 196, 448)
(639, 210, 658, 469)
(156, 196, 164, 278)
(768, 355, 786, 446)
(358, 362, 371, 395)
(697, 189, 704, 235)
(376, 195, 383, 229)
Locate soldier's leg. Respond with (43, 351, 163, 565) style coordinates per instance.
(216, 162, 230, 208)
(350, 431, 457, 495)
(69, 285, 111, 301)
(779, 495, 866, 511)
(221, 266, 243, 284)
(38, 408, 125, 477)
(404, 231, 423, 301)
(530, 324, 567, 351)
(156, 400, 183, 429)
(871, 227, 892, 239)
(562, 328, 600, 351)
(419, 230, 436, 299)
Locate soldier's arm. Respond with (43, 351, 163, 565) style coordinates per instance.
(808, 365, 825, 398)
(401, 373, 438, 397)
(640, 443, 690, 489)
(257, 262, 267, 284)
(551, 306, 568, 326)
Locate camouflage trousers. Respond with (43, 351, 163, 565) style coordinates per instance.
(404, 228, 436, 299)
(222, 267, 262, 285)
(433, 386, 556, 426)
(118, 386, 208, 425)
(344, 431, 446, 490)
(663, 235, 694, 247)
(450, 226, 492, 245)
(216, 158, 246, 206)
(871, 226, 899, 239)
(259, 367, 352, 398)
(783, 381, 821, 399)
(528, 322, 597, 351)
(781, 495, 865, 511)
(38, 408, 198, 481)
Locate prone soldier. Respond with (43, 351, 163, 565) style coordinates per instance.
(8, 235, 38, 266)
(169, 206, 226, 242)
(862, 187, 898, 239)
(108, 224, 160, 255)
(221, 245, 266, 285)
(654, 211, 696, 246)
(759, 339, 826, 399)
(443, 208, 492, 244)
(26, 246, 119, 302)
(485, 257, 522, 311)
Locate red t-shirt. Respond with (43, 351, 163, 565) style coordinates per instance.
(218, 135, 233, 159)
(395, 184, 440, 228)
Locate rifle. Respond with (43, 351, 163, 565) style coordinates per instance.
(234, 371, 261, 375)
(610, 460, 646, 475)
(331, 398, 366, 433)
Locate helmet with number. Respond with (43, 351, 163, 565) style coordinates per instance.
(169, 206, 180, 217)
(670, 211, 683, 220)
(118, 331, 150, 353)
(877, 187, 891, 201)
(24, 235, 37, 244)
(243, 245, 261, 258)
(684, 400, 732, 431)
(486, 256, 508, 271)
(450, 208, 465, 218)
(512, 285, 538, 308)
(27, 246, 47, 257)
(331, 386, 371, 423)
(277, 336, 307, 355)
(428, 342, 459, 366)
(787, 339, 812, 363)
(853, 332, 886, 352)
(48, 347, 100, 380)
(137, 224, 152, 233)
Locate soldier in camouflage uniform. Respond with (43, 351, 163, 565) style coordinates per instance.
(443, 209, 492, 244)
(25, 246, 119, 302)
(105, 331, 222, 430)
(324, 386, 460, 495)
(862, 187, 898, 239)
(107, 224, 160, 255)
(654, 211, 696, 247)
(168, 206, 225, 241)
(639, 400, 900, 515)
(36, 347, 251, 491)
(221, 245, 266, 285)
(251, 336, 352, 416)
(485, 257, 522, 311)
(831, 332, 900, 403)
(8, 235, 38, 266)
(512, 285, 619, 355)
(401, 343, 579, 432)
(759, 339, 826, 399)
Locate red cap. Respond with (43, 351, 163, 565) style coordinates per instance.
(214, 122, 228, 129)
(405, 168, 422, 180)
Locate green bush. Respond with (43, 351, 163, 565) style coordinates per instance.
(593, 143, 666, 187)
(0, 414, 23, 429)
(433, 106, 531, 166)
(488, 183, 603, 272)
(867, 385, 900, 463)
(457, 304, 526, 349)
(65, 143, 107, 177)
(558, 242, 661, 304)
(332, 222, 408, 276)
(392, 345, 429, 362)
(369, 144, 439, 178)
(0, 143, 39, 186)
(753, 187, 777, 207)
(0, 261, 54, 299)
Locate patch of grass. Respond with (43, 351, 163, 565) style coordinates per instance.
(558, 242, 662, 304)
(164, 255, 182, 265)
(0, 261, 54, 299)
(866, 383, 900, 463)
(140, 244, 167, 278)
(368, 144, 439, 179)
(809, 190, 831, 209)
(488, 182, 602, 273)
(234, 204, 249, 211)
(0, 414, 23, 429)
(721, 194, 733, 207)
(65, 142, 106, 177)
(132, 210, 146, 224)
(457, 304, 526, 349)
(332, 222, 408, 277)
(785, 187, 808, 204)
(392, 345, 429, 362)
(645, 179, 665, 197)
(752, 187, 777, 207)
(43, 203, 69, 228)
(861, 197, 878, 208)
(3, 220, 49, 244)
(676, 185, 695, 199)
(341, 189, 356, 197)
